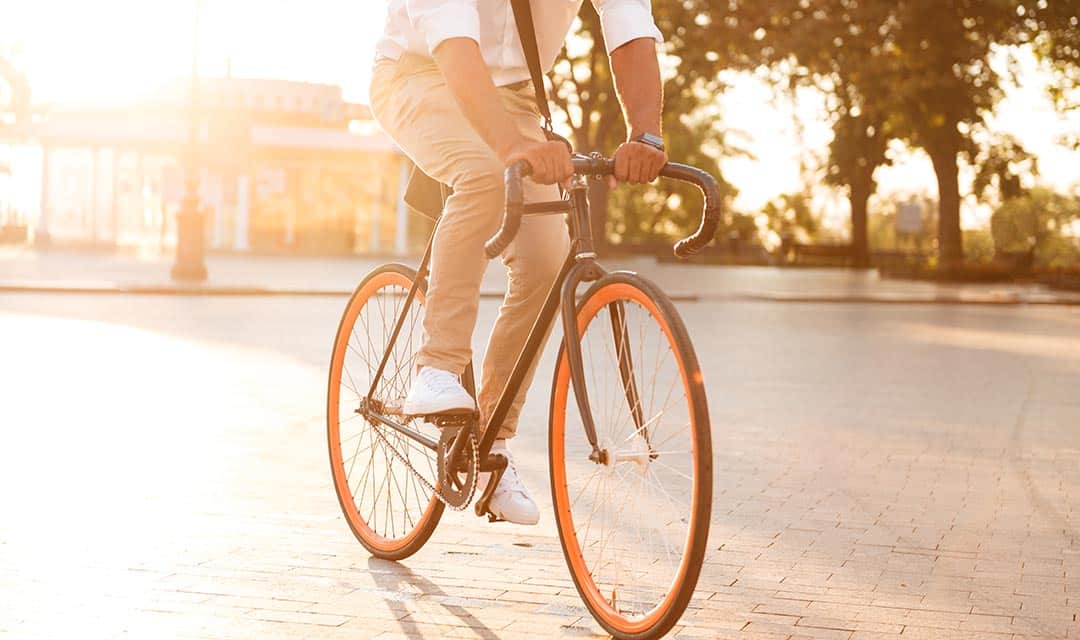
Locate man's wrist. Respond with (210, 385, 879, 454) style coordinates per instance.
(630, 131, 665, 153)
(628, 117, 662, 139)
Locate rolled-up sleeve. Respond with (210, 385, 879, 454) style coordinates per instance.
(406, 0, 482, 54)
(592, 0, 663, 53)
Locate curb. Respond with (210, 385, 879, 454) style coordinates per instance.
(0, 282, 349, 297)
(735, 292, 1080, 306)
(1, 281, 1078, 306)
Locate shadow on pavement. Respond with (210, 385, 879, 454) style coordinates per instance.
(367, 557, 502, 640)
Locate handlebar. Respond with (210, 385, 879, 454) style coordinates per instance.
(484, 155, 722, 259)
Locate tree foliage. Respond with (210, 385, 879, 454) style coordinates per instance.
(990, 187, 1080, 267)
(548, 0, 1078, 260)
(711, 0, 1078, 266)
(972, 133, 1038, 204)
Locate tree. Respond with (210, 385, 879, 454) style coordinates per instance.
(850, 0, 1077, 268)
(710, 0, 897, 267)
(713, 0, 1078, 269)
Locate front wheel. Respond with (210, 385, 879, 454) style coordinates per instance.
(549, 272, 712, 639)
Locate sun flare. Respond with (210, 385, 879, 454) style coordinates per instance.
(3, 0, 389, 105)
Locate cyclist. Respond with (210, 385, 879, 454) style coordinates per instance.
(370, 1, 669, 525)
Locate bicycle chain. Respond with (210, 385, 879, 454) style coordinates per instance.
(368, 420, 479, 511)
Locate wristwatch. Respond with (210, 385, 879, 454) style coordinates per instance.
(631, 132, 665, 153)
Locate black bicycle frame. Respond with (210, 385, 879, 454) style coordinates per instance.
(359, 175, 617, 468)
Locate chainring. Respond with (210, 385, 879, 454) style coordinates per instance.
(437, 427, 479, 509)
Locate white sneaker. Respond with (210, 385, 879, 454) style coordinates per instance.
(484, 442, 540, 525)
(402, 367, 476, 416)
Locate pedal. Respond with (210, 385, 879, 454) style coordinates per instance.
(474, 452, 508, 520)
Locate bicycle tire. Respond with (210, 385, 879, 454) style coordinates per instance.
(328, 263, 473, 560)
(549, 271, 712, 639)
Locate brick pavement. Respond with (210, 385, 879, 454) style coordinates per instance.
(1, 293, 1079, 638)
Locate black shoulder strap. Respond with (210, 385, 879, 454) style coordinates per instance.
(510, 0, 553, 132)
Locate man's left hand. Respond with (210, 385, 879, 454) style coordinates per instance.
(612, 138, 668, 186)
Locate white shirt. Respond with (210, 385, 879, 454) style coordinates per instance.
(376, 0, 663, 87)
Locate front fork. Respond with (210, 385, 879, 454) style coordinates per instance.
(558, 181, 648, 464)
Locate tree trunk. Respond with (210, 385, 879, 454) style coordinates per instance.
(849, 176, 872, 269)
(928, 146, 963, 269)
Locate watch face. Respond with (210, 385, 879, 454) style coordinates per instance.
(636, 133, 664, 150)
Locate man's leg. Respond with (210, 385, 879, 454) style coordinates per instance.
(370, 57, 516, 378)
(477, 208, 570, 439)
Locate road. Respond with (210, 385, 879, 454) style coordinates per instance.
(2, 290, 1079, 639)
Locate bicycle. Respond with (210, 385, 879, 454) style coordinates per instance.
(327, 152, 720, 639)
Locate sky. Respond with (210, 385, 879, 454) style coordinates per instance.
(2, 0, 1077, 228)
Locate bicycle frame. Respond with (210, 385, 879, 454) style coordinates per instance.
(358, 173, 622, 474)
(352, 150, 720, 524)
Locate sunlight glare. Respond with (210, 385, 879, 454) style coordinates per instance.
(2, 0, 389, 105)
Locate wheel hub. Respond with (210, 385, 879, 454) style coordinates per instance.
(609, 435, 653, 475)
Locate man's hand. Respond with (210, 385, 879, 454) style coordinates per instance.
(612, 139, 667, 185)
(504, 139, 574, 185)
(609, 37, 666, 186)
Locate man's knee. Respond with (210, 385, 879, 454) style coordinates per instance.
(509, 221, 570, 290)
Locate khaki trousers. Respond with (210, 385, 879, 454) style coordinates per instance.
(369, 55, 570, 439)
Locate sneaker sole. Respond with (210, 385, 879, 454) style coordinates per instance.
(401, 406, 478, 419)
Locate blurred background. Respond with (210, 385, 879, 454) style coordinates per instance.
(0, 0, 1077, 285)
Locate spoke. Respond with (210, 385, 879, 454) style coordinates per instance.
(647, 423, 694, 453)
(651, 458, 693, 482)
(559, 285, 700, 624)
(342, 442, 374, 466)
(645, 465, 691, 514)
(571, 466, 605, 506)
(340, 363, 363, 399)
(344, 422, 370, 482)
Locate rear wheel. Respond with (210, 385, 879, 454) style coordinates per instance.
(549, 272, 712, 639)
(327, 264, 472, 560)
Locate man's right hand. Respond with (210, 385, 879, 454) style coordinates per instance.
(432, 39, 573, 186)
(503, 139, 574, 185)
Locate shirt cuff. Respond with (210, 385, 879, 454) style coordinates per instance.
(597, 2, 664, 54)
(415, 6, 482, 55)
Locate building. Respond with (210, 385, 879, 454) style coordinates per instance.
(1, 77, 428, 254)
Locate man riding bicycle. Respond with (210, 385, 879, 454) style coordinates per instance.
(370, 0, 668, 525)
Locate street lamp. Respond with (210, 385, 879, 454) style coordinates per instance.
(171, 0, 208, 281)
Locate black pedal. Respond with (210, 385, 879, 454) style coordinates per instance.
(474, 452, 508, 520)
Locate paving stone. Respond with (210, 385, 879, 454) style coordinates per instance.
(5, 289, 1080, 638)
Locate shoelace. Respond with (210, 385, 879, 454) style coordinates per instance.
(493, 452, 528, 496)
(420, 368, 465, 396)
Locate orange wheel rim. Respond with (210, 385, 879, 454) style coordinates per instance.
(551, 282, 702, 634)
(327, 271, 439, 554)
